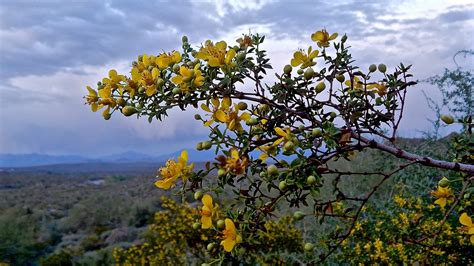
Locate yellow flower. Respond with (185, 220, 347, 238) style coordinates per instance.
(208, 97, 251, 131)
(311, 29, 338, 48)
(215, 148, 249, 175)
(393, 195, 406, 207)
(367, 82, 388, 96)
(220, 218, 242, 252)
(258, 144, 278, 162)
(345, 76, 364, 90)
(431, 186, 454, 208)
(171, 64, 204, 93)
(459, 213, 474, 244)
(103, 69, 125, 93)
(274, 127, 295, 147)
(155, 51, 181, 69)
(291, 47, 318, 69)
(155, 150, 194, 190)
(85, 86, 100, 112)
(201, 194, 215, 229)
(196, 40, 236, 69)
(201, 97, 229, 127)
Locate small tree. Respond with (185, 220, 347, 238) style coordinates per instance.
(84, 30, 473, 264)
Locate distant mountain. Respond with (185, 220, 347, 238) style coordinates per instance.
(0, 153, 92, 168)
(0, 149, 217, 168)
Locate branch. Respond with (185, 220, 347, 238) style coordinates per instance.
(354, 133, 474, 174)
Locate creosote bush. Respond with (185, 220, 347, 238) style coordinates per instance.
(85, 29, 473, 264)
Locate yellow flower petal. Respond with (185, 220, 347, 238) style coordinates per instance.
(87, 86, 97, 97)
(434, 198, 447, 208)
(131, 67, 141, 81)
(240, 112, 251, 122)
(201, 104, 211, 112)
(152, 67, 159, 80)
(201, 215, 212, 229)
(215, 110, 227, 122)
(221, 238, 236, 252)
(171, 75, 183, 85)
(202, 194, 212, 207)
(216, 41, 227, 50)
(460, 213, 473, 227)
(275, 127, 287, 137)
(222, 97, 231, 109)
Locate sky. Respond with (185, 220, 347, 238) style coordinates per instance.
(0, 0, 473, 157)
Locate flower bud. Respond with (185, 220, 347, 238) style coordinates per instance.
(218, 168, 226, 177)
(267, 164, 278, 176)
(378, 64, 387, 73)
(246, 117, 259, 126)
(293, 211, 305, 220)
(307, 175, 317, 185)
(237, 52, 246, 61)
(122, 106, 137, 117)
(172, 87, 181, 94)
(297, 69, 304, 75)
(196, 142, 203, 151)
(206, 243, 215, 251)
(217, 219, 225, 229)
(335, 74, 345, 83)
(304, 242, 315, 252)
(304, 68, 315, 80)
(182, 35, 188, 43)
(237, 102, 248, 110)
(138, 86, 146, 94)
(279, 180, 288, 191)
(103, 113, 111, 120)
(341, 34, 347, 43)
(173, 64, 180, 73)
(330, 112, 337, 119)
(156, 78, 165, 87)
(283, 141, 295, 151)
(192, 222, 201, 230)
(312, 128, 322, 138)
(369, 64, 377, 72)
(202, 141, 212, 150)
(283, 64, 293, 75)
(194, 114, 202, 120)
(194, 190, 204, 201)
(441, 115, 454, 124)
(315, 82, 326, 93)
(438, 177, 450, 188)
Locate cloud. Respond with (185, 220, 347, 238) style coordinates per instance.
(0, 0, 473, 155)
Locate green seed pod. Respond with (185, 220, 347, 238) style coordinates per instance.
(196, 142, 203, 151)
(217, 168, 226, 177)
(217, 219, 225, 229)
(307, 175, 317, 185)
(293, 211, 305, 221)
(312, 128, 322, 138)
(237, 102, 248, 110)
(192, 222, 201, 230)
(279, 180, 288, 191)
(315, 82, 326, 93)
(246, 117, 259, 126)
(173, 64, 180, 74)
(335, 74, 345, 83)
(206, 243, 215, 251)
(156, 78, 165, 87)
(202, 141, 212, 150)
(369, 64, 377, 72)
(441, 115, 454, 124)
(378, 64, 387, 73)
(283, 64, 293, 75)
(297, 69, 304, 75)
(438, 177, 450, 188)
(122, 106, 137, 117)
(237, 52, 246, 61)
(267, 164, 279, 176)
(194, 114, 202, 120)
(182, 35, 188, 43)
(304, 68, 315, 80)
(172, 87, 181, 94)
(304, 242, 315, 252)
(283, 141, 295, 151)
(194, 190, 204, 200)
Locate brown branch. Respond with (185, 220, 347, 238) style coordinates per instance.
(354, 133, 474, 174)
